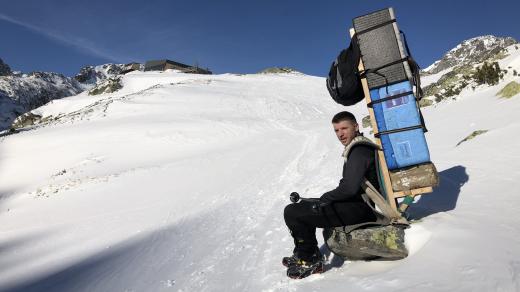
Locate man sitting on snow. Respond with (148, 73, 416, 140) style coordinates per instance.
(283, 111, 379, 279)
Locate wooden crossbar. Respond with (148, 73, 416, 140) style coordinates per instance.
(394, 187, 433, 198)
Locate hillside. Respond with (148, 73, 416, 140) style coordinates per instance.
(0, 71, 83, 131)
(1, 60, 520, 291)
(420, 36, 519, 106)
(0, 62, 126, 132)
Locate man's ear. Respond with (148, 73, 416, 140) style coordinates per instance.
(355, 123, 359, 132)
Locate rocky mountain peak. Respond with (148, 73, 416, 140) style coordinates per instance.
(0, 58, 12, 76)
(423, 35, 518, 74)
(74, 63, 125, 84)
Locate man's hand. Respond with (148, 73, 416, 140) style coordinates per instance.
(319, 192, 333, 204)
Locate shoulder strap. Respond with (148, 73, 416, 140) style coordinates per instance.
(343, 135, 380, 162)
(361, 179, 405, 222)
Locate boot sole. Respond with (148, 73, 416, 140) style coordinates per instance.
(287, 264, 324, 279)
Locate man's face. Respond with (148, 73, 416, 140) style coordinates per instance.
(333, 120, 359, 146)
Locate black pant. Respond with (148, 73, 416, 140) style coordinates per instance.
(283, 199, 376, 259)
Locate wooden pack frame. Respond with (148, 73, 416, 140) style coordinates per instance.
(349, 28, 433, 213)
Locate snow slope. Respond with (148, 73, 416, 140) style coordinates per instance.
(0, 67, 520, 291)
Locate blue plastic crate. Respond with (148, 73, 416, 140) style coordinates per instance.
(370, 81, 430, 170)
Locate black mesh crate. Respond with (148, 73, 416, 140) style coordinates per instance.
(353, 8, 410, 89)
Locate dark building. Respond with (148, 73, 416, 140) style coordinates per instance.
(144, 59, 212, 74)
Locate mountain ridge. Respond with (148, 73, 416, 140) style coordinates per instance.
(1, 34, 519, 131)
(0, 63, 128, 131)
(422, 35, 517, 74)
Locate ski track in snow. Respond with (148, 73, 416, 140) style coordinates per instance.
(1, 65, 520, 291)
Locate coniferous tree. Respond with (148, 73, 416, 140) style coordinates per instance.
(473, 62, 502, 86)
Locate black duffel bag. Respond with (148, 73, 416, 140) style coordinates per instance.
(326, 35, 365, 106)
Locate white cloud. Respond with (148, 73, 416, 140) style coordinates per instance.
(0, 13, 123, 62)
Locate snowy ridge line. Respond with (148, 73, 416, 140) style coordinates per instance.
(422, 35, 517, 75)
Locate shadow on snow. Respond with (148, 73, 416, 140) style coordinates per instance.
(0, 214, 210, 292)
(408, 165, 468, 220)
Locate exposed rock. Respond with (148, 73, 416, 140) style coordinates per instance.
(496, 81, 520, 98)
(75, 66, 97, 83)
(258, 67, 301, 74)
(122, 63, 142, 74)
(1, 72, 82, 108)
(456, 130, 489, 146)
(362, 115, 372, 129)
(0, 58, 12, 76)
(88, 77, 122, 95)
(75, 63, 124, 85)
(11, 112, 43, 129)
(423, 65, 474, 101)
(323, 225, 408, 260)
(419, 98, 434, 107)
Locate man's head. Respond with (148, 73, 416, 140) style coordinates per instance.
(331, 111, 359, 146)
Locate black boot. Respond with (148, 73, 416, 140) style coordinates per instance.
(282, 237, 312, 267)
(282, 246, 322, 268)
(282, 253, 299, 267)
(286, 248, 324, 279)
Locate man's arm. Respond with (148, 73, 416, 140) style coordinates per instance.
(320, 145, 373, 203)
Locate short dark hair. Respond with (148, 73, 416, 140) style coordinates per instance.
(331, 111, 357, 124)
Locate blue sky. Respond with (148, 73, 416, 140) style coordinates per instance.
(1, 0, 519, 77)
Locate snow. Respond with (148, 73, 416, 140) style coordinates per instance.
(422, 60, 440, 73)
(501, 45, 520, 70)
(1, 67, 520, 291)
(420, 68, 450, 87)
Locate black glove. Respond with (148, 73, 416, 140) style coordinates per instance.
(319, 192, 333, 205)
(311, 199, 330, 214)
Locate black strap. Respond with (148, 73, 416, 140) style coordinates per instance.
(400, 30, 413, 57)
(399, 30, 428, 133)
(374, 124, 425, 138)
(359, 56, 410, 95)
(418, 110, 428, 133)
(356, 19, 397, 36)
(399, 30, 424, 101)
(360, 57, 409, 80)
(367, 91, 415, 108)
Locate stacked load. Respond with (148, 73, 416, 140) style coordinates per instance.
(353, 8, 430, 170)
(324, 7, 440, 261)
